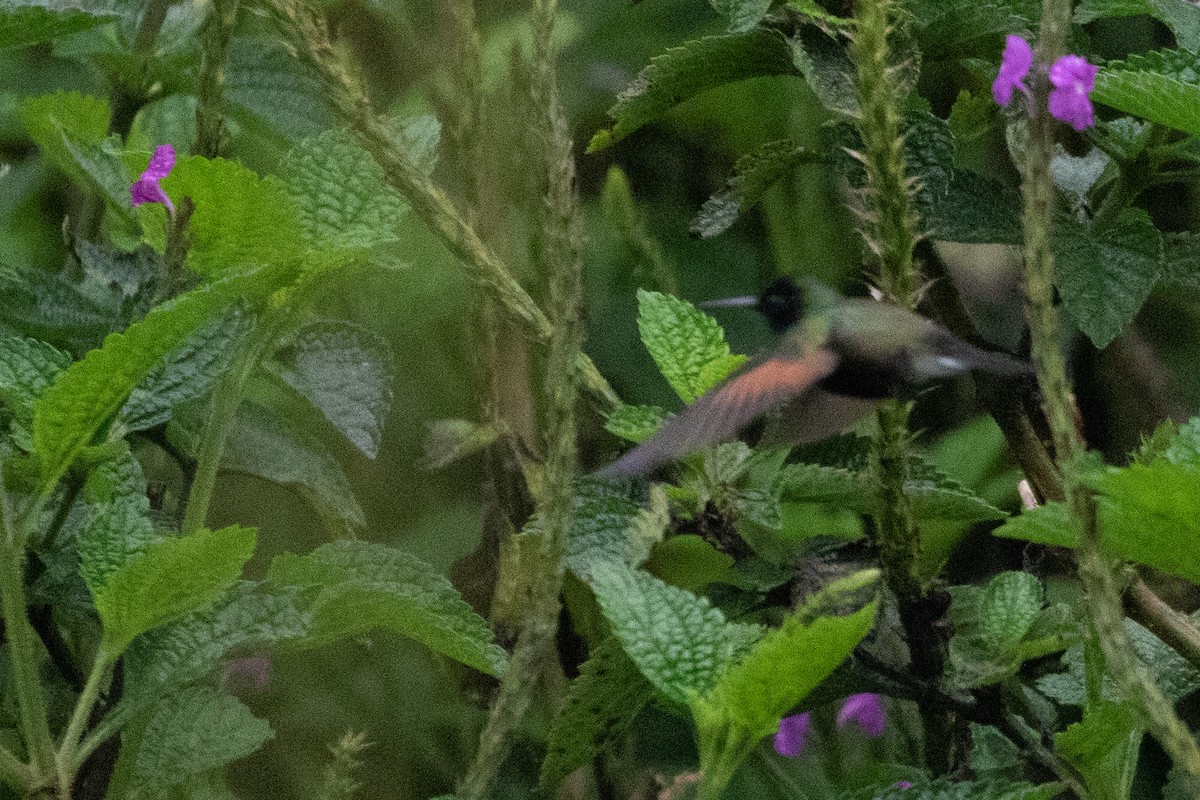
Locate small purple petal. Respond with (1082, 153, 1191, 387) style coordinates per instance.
(141, 144, 175, 181)
(774, 713, 811, 757)
(1048, 54, 1099, 131)
(130, 177, 174, 214)
(893, 781, 913, 790)
(993, 35, 1033, 106)
(836, 693, 886, 738)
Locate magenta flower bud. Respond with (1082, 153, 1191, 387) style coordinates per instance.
(1048, 54, 1099, 131)
(836, 692, 886, 737)
(773, 712, 811, 757)
(130, 144, 176, 216)
(894, 781, 913, 789)
(993, 35, 1033, 106)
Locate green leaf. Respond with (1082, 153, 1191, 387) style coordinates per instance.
(1054, 701, 1142, 800)
(1161, 231, 1200, 289)
(779, 462, 869, 510)
(992, 501, 1078, 548)
(278, 129, 410, 257)
(604, 404, 669, 443)
(18, 91, 109, 186)
(565, 480, 668, 579)
(384, 114, 442, 176)
(173, 401, 367, 536)
(268, 321, 395, 459)
(61, 132, 139, 219)
(422, 418, 499, 470)
(129, 686, 273, 796)
(970, 724, 1024, 782)
(120, 306, 254, 432)
(1053, 208, 1163, 348)
(1076, 0, 1200, 50)
(267, 540, 508, 677)
(93, 525, 257, 656)
(837, 778, 1061, 800)
(928, 171, 1023, 244)
(914, 0, 1033, 60)
(0, 334, 69, 424)
(588, 31, 799, 151)
(587, 560, 762, 706)
(32, 265, 289, 491)
(0, 3, 119, 50)
(1161, 416, 1200, 465)
(225, 32, 338, 142)
(709, 0, 772, 33)
(636, 290, 746, 403)
(149, 156, 304, 278)
(699, 577, 878, 737)
(786, 0, 856, 28)
(540, 638, 656, 792)
(1092, 49, 1200, 137)
(690, 139, 816, 238)
(790, 27, 859, 117)
(77, 449, 158, 597)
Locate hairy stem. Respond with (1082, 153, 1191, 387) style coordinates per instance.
(56, 652, 113, 784)
(1023, 0, 1200, 784)
(193, 0, 239, 158)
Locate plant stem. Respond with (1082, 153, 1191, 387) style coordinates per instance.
(1023, 0, 1200, 784)
(1125, 576, 1200, 673)
(0, 745, 31, 794)
(56, 653, 113, 783)
(193, 0, 239, 158)
(0, 456, 57, 785)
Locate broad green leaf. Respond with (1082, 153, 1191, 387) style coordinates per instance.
(914, 0, 1033, 60)
(278, 129, 409, 257)
(1076, 0, 1200, 50)
(790, 27, 859, 117)
(18, 91, 109, 185)
(970, 724, 1024, 782)
(129, 686, 273, 796)
(267, 540, 508, 677)
(587, 560, 762, 706)
(588, 31, 799, 151)
(61, 132, 138, 219)
(992, 501, 1078, 548)
(927, 171, 1023, 244)
(32, 265, 289, 491)
(1053, 208, 1163, 348)
(0, 334, 69, 424)
(837, 778, 1061, 800)
(225, 32, 338, 142)
(76, 240, 159, 302)
(699, 578, 878, 737)
(1092, 49, 1200, 137)
(1161, 231, 1200, 289)
(121, 306, 254, 431)
(780, 462, 868, 509)
(0, 265, 121, 354)
(77, 449, 158, 596)
(0, 3, 119, 50)
(691, 139, 816, 238)
(93, 525, 257, 656)
(565, 480, 668, 579)
(384, 114, 441, 176)
(540, 638, 656, 792)
(1054, 701, 1142, 800)
(709, 0, 771, 32)
(268, 321, 395, 459)
(1161, 416, 1200, 464)
(173, 401, 367, 536)
(636, 290, 746, 403)
(604, 404, 669, 443)
(149, 156, 304, 278)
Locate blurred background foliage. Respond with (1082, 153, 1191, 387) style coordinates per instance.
(1, 1, 1197, 797)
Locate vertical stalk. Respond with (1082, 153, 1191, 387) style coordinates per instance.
(1022, 0, 1200, 785)
(179, 357, 251, 535)
(193, 0, 240, 158)
(458, 0, 581, 795)
(851, 0, 955, 772)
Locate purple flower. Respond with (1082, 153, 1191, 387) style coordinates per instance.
(774, 712, 811, 757)
(1048, 55, 1099, 131)
(836, 692, 886, 737)
(993, 35, 1033, 106)
(130, 144, 176, 216)
(894, 781, 913, 790)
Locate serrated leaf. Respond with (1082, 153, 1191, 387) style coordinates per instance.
(174, 400, 367, 536)
(604, 404, 669, 443)
(1092, 49, 1200, 137)
(0, 334, 69, 423)
(709, 0, 771, 32)
(148, 156, 304, 278)
(0, 262, 128, 353)
(540, 638, 656, 792)
(587, 560, 762, 706)
(1161, 231, 1200, 289)
(130, 686, 273, 796)
(915, 0, 1033, 60)
(699, 585, 877, 737)
(384, 114, 441, 176)
(588, 31, 799, 151)
(636, 290, 742, 403)
(0, 3, 120, 50)
(779, 462, 869, 509)
(1076, 0, 1200, 50)
(121, 306, 254, 431)
(94, 525, 257, 656)
(225, 32, 338, 141)
(1053, 208, 1163, 348)
(691, 139, 815, 238)
(566, 480, 668, 579)
(790, 27, 858, 117)
(269, 321, 394, 459)
(928, 171, 1023, 244)
(18, 91, 109, 186)
(77, 449, 158, 596)
(267, 540, 507, 676)
(32, 265, 289, 492)
(61, 132, 138, 219)
(837, 778, 1061, 800)
(970, 724, 1024, 782)
(1055, 701, 1142, 800)
(278, 129, 409, 257)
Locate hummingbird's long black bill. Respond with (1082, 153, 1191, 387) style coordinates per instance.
(699, 295, 758, 309)
(598, 348, 840, 478)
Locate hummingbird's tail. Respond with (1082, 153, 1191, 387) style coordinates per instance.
(922, 333, 1034, 379)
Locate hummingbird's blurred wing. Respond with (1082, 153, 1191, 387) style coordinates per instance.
(599, 348, 840, 478)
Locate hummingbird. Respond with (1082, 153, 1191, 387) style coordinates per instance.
(600, 276, 1032, 477)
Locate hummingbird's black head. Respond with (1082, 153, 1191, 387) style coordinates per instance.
(757, 277, 803, 333)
